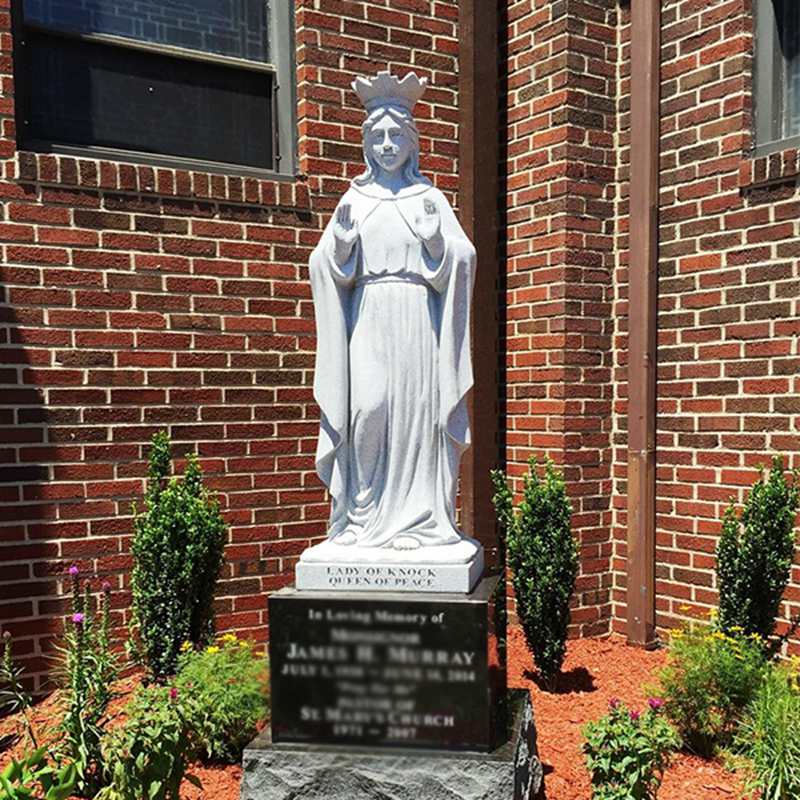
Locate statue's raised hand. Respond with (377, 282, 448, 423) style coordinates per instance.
(332, 203, 359, 265)
(416, 198, 445, 262)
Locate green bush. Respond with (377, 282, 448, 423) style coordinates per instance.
(55, 570, 119, 798)
(737, 662, 800, 800)
(131, 431, 227, 680)
(491, 457, 578, 689)
(658, 624, 767, 757)
(716, 456, 799, 646)
(175, 634, 269, 763)
(583, 698, 679, 800)
(96, 685, 200, 800)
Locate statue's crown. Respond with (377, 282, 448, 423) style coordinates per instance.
(352, 70, 427, 112)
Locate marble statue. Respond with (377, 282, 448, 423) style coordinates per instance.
(297, 71, 483, 592)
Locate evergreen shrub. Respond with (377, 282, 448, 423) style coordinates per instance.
(491, 457, 578, 689)
(131, 432, 227, 680)
(716, 456, 799, 647)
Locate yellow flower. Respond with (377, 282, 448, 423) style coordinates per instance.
(180, 641, 192, 653)
(679, 605, 691, 612)
(206, 645, 220, 655)
(220, 633, 238, 645)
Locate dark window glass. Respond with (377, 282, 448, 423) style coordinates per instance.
(16, 0, 288, 173)
(756, 0, 800, 149)
(26, 30, 273, 169)
(23, 0, 270, 62)
(775, 0, 800, 138)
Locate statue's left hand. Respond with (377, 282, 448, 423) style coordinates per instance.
(416, 199, 445, 262)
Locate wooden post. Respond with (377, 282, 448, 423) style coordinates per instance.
(627, 1, 661, 647)
(458, 0, 501, 568)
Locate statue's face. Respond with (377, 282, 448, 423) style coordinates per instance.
(367, 112, 412, 174)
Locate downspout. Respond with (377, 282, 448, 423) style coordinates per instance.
(626, 1, 660, 647)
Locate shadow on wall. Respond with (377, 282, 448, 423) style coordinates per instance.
(0, 261, 63, 694)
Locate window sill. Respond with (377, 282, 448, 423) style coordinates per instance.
(738, 146, 800, 192)
(14, 148, 310, 211)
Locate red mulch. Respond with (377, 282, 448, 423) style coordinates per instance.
(1, 634, 747, 800)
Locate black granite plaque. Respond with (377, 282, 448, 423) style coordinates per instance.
(268, 575, 506, 751)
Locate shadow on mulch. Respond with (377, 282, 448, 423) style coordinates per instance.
(523, 666, 597, 694)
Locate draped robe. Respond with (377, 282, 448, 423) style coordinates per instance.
(309, 180, 476, 552)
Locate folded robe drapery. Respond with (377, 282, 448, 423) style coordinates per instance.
(309, 181, 476, 546)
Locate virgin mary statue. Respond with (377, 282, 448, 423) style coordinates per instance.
(299, 71, 482, 584)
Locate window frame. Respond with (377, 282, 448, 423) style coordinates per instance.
(754, 0, 800, 157)
(12, 0, 297, 180)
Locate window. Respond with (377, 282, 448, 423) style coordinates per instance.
(755, 0, 800, 155)
(14, 0, 296, 177)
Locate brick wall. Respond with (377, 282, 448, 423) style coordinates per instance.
(611, 0, 800, 655)
(0, 0, 460, 692)
(504, 0, 799, 651)
(3, 0, 799, 694)
(504, 0, 618, 638)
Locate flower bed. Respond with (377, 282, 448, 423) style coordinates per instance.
(508, 629, 743, 800)
(2, 631, 744, 800)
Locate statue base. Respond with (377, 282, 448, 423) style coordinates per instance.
(296, 537, 484, 593)
(250, 575, 545, 798)
(241, 690, 543, 800)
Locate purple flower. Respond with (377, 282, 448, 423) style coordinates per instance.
(72, 612, 85, 625)
(102, 581, 112, 594)
(648, 697, 664, 711)
(630, 709, 641, 722)
(68, 565, 79, 578)
(608, 697, 621, 710)
(169, 687, 178, 701)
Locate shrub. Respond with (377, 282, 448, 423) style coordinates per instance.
(737, 661, 800, 800)
(491, 457, 578, 689)
(131, 431, 227, 680)
(583, 697, 679, 800)
(96, 684, 200, 800)
(658, 623, 767, 757)
(175, 634, 269, 762)
(55, 569, 119, 798)
(716, 455, 799, 646)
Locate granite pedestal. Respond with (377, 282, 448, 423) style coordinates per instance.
(242, 576, 543, 799)
(241, 689, 543, 800)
